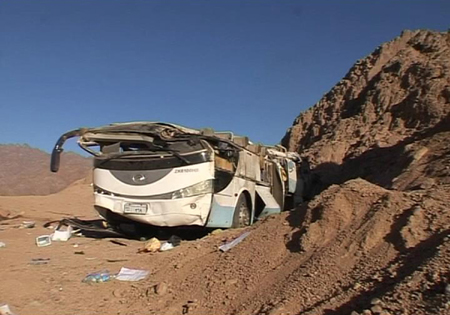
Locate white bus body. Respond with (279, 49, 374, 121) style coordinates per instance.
(51, 122, 306, 229)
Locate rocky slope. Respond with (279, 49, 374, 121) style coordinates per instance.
(276, 29, 450, 315)
(0, 144, 91, 196)
(282, 29, 450, 192)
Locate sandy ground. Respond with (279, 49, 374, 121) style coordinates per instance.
(1, 179, 449, 315)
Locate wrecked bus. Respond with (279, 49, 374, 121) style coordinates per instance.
(50, 122, 306, 230)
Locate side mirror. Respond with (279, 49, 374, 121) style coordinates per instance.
(49, 129, 83, 173)
(50, 147, 62, 172)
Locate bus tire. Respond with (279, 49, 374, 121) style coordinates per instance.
(232, 193, 251, 228)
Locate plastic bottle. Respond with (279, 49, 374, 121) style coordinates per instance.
(82, 270, 112, 283)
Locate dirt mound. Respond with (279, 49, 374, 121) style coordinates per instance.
(267, 29, 450, 315)
(282, 29, 450, 192)
(96, 179, 448, 315)
(0, 144, 91, 196)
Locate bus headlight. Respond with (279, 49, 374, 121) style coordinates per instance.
(171, 180, 214, 199)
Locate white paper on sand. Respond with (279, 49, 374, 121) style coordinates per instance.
(115, 267, 149, 281)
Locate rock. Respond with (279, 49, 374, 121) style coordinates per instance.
(174, 263, 182, 269)
(370, 298, 382, 305)
(445, 284, 450, 296)
(154, 282, 168, 296)
(362, 310, 372, 315)
(350, 311, 360, 315)
(225, 279, 238, 286)
(211, 229, 223, 235)
(267, 304, 285, 315)
(371, 305, 383, 314)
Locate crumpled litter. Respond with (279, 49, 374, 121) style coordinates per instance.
(82, 270, 111, 283)
(115, 267, 149, 281)
(139, 237, 161, 253)
(0, 303, 17, 315)
(36, 235, 52, 247)
(160, 242, 174, 251)
(51, 226, 73, 242)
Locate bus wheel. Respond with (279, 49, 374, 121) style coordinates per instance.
(232, 193, 251, 228)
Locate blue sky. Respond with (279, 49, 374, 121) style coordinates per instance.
(0, 0, 448, 154)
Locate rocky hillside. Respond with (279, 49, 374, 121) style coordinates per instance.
(282, 29, 450, 192)
(0, 144, 91, 196)
(277, 29, 450, 315)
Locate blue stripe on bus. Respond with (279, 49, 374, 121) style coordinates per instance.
(206, 200, 234, 228)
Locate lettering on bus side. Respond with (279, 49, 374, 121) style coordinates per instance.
(174, 168, 200, 173)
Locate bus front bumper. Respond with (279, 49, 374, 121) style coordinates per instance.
(94, 193, 212, 227)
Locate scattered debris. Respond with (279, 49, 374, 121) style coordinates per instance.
(20, 221, 35, 229)
(115, 267, 149, 281)
(106, 259, 128, 263)
(0, 242, 5, 248)
(82, 270, 111, 283)
(51, 225, 73, 242)
(219, 231, 251, 252)
(160, 242, 174, 251)
(110, 240, 128, 246)
(182, 300, 198, 314)
(29, 258, 50, 265)
(139, 237, 161, 253)
(168, 235, 182, 246)
(35, 235, 52, 247)
(45, 218, 124, 238)
(160, 235, 182, 251)
(0, 303, 17, 315)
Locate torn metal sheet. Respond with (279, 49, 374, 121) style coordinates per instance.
(219, 231, 251, 252)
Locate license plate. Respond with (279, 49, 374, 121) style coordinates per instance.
(124, 203, 148, 215)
